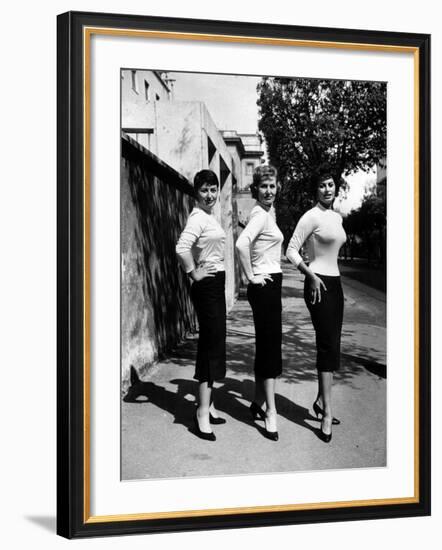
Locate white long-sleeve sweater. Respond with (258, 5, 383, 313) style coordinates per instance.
(235, 203, 283, 276)
(176, 207, 226, 273)
(286, 203, 347, 276)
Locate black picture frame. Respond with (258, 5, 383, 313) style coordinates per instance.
(57, 10, 431, 539)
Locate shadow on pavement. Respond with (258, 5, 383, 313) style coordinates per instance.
(281, 285, 305, 299)
(134, 290, 386, 397)
(124, 370, 320, 439)
(342, 353, 386, 379)
(123, 377, 196, 432)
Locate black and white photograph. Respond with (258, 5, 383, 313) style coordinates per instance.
(120, 69, 387, 481)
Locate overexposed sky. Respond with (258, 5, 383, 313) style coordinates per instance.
(339, 168, 377, 215)
(169, 71, 261, 134)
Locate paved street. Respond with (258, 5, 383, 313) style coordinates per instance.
(122, 260, 386, 480)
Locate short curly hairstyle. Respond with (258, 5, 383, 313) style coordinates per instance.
(250, 164, 278, 199)
(193, 169, 219, 194)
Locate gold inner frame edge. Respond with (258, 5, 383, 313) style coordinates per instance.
(82, 26, 421, 524)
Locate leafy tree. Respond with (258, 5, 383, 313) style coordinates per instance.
(257, 78, 387, 236)
(344, 179, 386, 266)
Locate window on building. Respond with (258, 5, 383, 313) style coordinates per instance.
(144, 80, 150, 100)
(246, 162, 254, 175)
(131, 70, 138, 93)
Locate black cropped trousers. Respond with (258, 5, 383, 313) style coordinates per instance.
(304, 274, 344, 373)
(191, 271, 226, 384)
(247, 272, 283, 379)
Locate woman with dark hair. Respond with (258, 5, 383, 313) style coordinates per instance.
(176, 169, 226, 441)
(236, 165, 284, 441)
(286, 173, 346, 443)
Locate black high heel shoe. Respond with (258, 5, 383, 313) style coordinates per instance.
(319, 417, 332, 443)
(194, 413, 216, 441)
(313, 401, 341, 425)
(250, 402, 266, 421)
(264, 412, 279, 442)
(209, 413, 226, 425)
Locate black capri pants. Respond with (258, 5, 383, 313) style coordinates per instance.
(247, 272, 283, 378)
(304, 274, 344, 372)
(191, 271, 226, 384)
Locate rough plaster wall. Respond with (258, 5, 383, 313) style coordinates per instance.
(220, 175, 236, 311)
(225, 144, 242, 300)
(155, 102, 203, 182)
(121, 147, 196, 385)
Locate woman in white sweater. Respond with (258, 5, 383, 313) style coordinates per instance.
(286, 173, 347, 443)
(236, 165, 284, 441)
(176, 170, 226, 441)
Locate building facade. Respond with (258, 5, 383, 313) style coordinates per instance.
(222, 131, 264, 229)
(121, 70, 172, 151)
(121, 69, 264, 379)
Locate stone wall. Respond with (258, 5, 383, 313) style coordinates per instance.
(121, 134, 196, 384)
